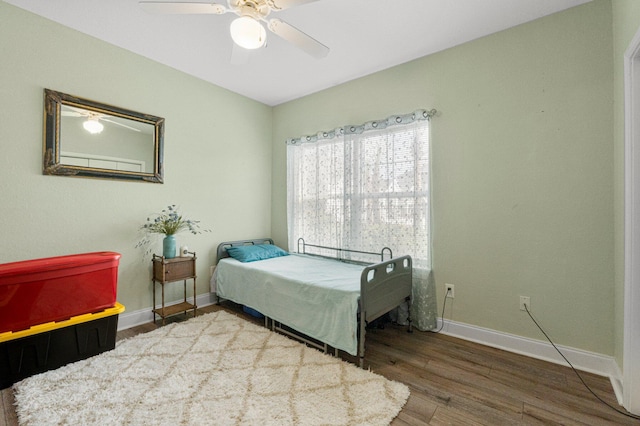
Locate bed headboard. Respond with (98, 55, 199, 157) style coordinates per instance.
(216, 238, 274, 263)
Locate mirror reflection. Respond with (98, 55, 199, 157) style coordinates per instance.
(43, 89, 164, 183)
(60, 105, 155, 173)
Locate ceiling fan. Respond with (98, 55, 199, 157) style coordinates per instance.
(139, 0, 329, 58)
(62, 106, 142, 134)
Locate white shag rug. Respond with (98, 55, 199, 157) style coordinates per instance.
(13, 310, 409, 425)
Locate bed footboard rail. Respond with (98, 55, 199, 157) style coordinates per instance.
(358, 255, 412, 367)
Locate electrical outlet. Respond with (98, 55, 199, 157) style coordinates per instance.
(445, 283, 455, 298)
(519, 296, 530, 311)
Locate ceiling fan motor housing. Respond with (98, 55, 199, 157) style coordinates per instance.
(229, 0, 271, 19)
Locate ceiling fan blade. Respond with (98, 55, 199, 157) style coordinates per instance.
(101, 118, 142, 132)
(61, 111, 84, 117)
(268, 18, 328, 59)
(63, 105, 91, 114)
(139, 1, 227, 14)
(266, 0, 319, 11)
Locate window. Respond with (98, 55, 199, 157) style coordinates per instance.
(286, 110, 437, 330)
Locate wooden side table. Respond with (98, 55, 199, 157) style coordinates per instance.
(152, 253, 197, 325)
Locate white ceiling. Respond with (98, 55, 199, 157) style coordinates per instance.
(5, 0, 590, 106)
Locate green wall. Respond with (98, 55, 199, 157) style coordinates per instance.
(0, 2, 273, 313)
(273, 0, 615, 355)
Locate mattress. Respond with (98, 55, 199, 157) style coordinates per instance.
(214, 254, 364, 355)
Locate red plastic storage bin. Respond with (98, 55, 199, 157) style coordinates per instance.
(0, 252, 121, 333)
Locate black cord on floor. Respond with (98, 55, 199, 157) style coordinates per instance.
(524, 303, 640, 421)
(431, 287, 450, 333)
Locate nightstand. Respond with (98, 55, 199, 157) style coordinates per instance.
(152, 253, 197, 325)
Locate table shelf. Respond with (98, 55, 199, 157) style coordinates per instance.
(152, 301, 195, 318)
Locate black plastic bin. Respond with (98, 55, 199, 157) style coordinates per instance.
(0, 302, 124, 389)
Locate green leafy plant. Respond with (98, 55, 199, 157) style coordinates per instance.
(136, 205, 209, 257)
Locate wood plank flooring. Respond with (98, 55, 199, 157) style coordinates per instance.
(2, 302, 638, 425)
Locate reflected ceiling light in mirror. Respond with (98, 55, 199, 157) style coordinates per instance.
(83, 117, 104, 134)
(230, 16, 266, 49)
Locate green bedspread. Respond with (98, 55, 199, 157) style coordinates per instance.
(215, 254, 363, 355)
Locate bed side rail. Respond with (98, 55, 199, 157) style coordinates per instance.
(216, 238, 274, 263)
(297, 238, 393, 263)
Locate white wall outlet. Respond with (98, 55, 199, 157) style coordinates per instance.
(445, 283, 455, 298)
(519, 296, 530, 311)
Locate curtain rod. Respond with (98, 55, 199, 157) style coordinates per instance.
(286, 108, 437, 145)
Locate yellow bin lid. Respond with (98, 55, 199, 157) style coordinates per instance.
(0, 302, 125, 343)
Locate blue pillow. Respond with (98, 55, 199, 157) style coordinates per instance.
(225, 244, 289, 263)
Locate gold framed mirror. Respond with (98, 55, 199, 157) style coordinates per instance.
(43, 89, 164, 183)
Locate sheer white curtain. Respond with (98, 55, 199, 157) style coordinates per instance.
(286, 110, 437, 330)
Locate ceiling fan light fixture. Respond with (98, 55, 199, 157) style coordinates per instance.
(83, 118, 104, 134)
(230, 16, 266, 49)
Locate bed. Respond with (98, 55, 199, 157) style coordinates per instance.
(211, 238, 412, 367)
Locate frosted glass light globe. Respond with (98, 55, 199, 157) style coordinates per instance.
(230, 16, 266, 49)
(83, 118, 104, 134)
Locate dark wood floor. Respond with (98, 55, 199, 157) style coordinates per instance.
(2, 303, 639, 425)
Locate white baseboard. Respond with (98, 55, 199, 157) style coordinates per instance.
(437, 318, 624, 404)
(117, 293, 218, 331)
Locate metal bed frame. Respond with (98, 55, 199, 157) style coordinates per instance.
(215, 237, 413, 367)
(297, 238, 393, 264)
